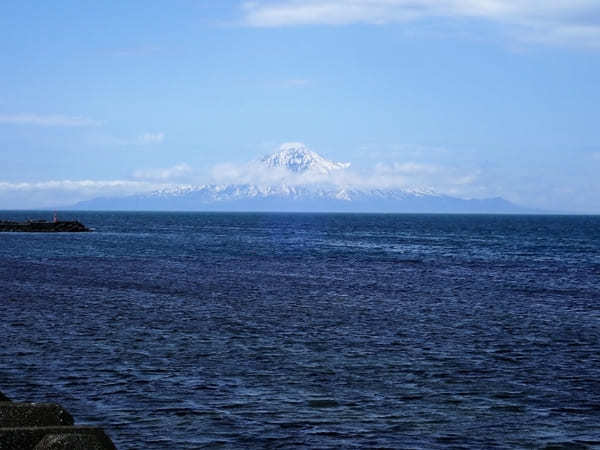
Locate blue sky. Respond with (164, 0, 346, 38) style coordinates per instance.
(1, 1, 599, 212)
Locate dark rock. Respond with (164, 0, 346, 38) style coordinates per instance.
(0, 427, 116, 450)
(34, 433, 115, 450)
(0, 403, 74, 427)
(0, 393, 9, 403)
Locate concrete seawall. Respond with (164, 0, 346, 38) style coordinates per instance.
(0, 221, 91, 233)
(0, 391, 116, 450)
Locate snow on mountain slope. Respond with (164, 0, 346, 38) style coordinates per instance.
(148, 183, 436, 202)
(261, 142, 350, 174)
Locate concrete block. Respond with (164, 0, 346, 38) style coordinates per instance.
(0, 404, 74, 427)
(0, 426, 116, 450)
(34, 433, 116, 450)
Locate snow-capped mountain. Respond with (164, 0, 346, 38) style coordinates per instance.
(261, 142, 350, 174)
(73, 144, 529, 213)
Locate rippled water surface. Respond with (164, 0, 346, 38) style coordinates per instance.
(1, 212, 600, 449)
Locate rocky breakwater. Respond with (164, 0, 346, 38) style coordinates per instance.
(0, 391, 116, 450)
(0, 220, 91, 233)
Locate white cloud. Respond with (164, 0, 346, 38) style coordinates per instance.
(366, 161, 481, 194)
(132, 163, 192, 181)
(242, 0, 600, 47)
(374, 161, 440, 175)
(137, 132, 165, 144)
(0, 179, 166, 208)
(0, 113, 102, 127)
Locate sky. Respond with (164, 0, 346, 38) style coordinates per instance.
(1, 0, 599, 212)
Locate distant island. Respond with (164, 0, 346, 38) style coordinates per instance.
(72, 144, 534, 214)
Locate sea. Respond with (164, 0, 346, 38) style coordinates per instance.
(1, 211, 599, 449)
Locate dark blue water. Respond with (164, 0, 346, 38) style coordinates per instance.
(1, 212, 600, 449)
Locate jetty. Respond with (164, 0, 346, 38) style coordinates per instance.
(0, 390, 116, 449)
(0, 220, 90, 233)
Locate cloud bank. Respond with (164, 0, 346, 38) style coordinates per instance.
(0, 180, 156, 192)
(0, 179, 167, 209)
(210, 144, 479, 196)
(0, 144, 481, 209)
(3, 142, 594, 212)
(242, 0, 600, 47)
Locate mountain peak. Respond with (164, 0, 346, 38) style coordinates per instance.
(261, 142, 350, 174)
